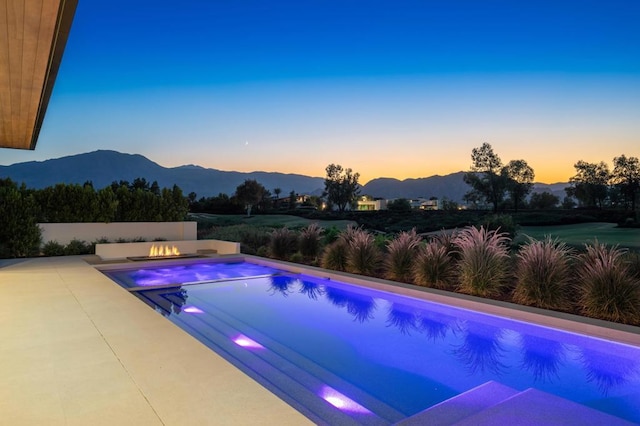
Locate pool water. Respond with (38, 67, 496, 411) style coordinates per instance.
(104, 261, 282, 289)
(104, 262, 640, 424)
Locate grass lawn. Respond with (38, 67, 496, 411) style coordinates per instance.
(190, 213, 356, 230)
(517, 222, 640, 250)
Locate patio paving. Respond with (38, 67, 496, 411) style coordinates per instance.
(0, 256, 311, 425)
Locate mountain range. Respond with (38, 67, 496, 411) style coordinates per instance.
(0, 150, 568, 202)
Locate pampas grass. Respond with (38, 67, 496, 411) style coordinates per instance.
(512, 237, 574, 310)
(384, 228, 422, 282)
(320, 240, 348, 271)
(299, 222, 322, 258)
(412, 241, 456, 290)
(455, 226, 511, 297)
(577, 242, 640, 325)
(345, 228, 381, 276)
(268, 227, 298, 260)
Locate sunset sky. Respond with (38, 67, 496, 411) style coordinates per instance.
(2, 0, 639, 184)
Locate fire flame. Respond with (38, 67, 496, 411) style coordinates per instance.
(149, 244, 181, 257)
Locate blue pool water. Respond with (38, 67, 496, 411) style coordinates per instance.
(103, 261, 640, 424)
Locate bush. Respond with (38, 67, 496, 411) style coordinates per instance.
(322, 226, 341, 245)
(412, 241, 456, 290)
(479, 214, 518, 240)
(512, 237, 574, 310)
(345, 228, 381, 276)
(455, 226, 511, 297)
(0, 181, 41, 258)
(384, 229, 422, 282)
(42, 241, 66, 256)
(289, 252, 304, 263)
(64, 239, 92, 255)
(320, 240, 348, 271)
(576, 242, 640, 325)
(299, 223, 322, 258)
(269, 227, 298, 260)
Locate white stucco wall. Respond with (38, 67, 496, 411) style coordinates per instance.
(39, 222, 197, 245)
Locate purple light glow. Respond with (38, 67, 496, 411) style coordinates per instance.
(319, 386, 371, 414)
(232, 335, 265, 349)
(183, 306, 204, 314)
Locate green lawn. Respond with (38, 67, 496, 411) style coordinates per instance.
(190, 213, 356, 230)
(517, 222, 640, 249)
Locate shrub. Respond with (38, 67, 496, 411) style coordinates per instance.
(322, 226, 341, 245)
(479, 214, 518, 240)
(384, 229, 422, 282)
(345, 228, 381, 276)
(0, 182, 41, 258)
(320, 240, 348, 271)
(269, 227, 298, 260)
(42, 241, 66, 256)
(256, 245, 268, 257)
(412, 241, 456, 290)
(299, 223, 322, 258)
(623, 251, 640, 280)
(512, 237, 574, 310)
(455, 226, 511, 297)
(576, 242, 640, 325)
(289, 252, 304, 263)
(64, 239, 92, 255)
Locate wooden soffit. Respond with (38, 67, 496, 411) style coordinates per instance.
(0, 0, 77, 150)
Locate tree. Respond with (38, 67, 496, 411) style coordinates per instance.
(611, 154, 640, 212)
(387, 198, 412, 211)
(324, 164, 360, 212)
(273, 187, 282, 208)
(504, 159, 534, 212)
(566, 161, 610, 208)
(463, 143, 507, 213)
(288, 190, 297, 209)
(235, 179, 267, 216)
(529, 191, 559, 209)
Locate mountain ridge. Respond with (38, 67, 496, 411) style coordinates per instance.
(0, 150, 568, 201)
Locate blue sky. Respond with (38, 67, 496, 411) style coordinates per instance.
(2, 0, 640, 184)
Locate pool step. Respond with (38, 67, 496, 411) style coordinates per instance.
(396, 381, 635, 426)
(395, 381, 518, 425)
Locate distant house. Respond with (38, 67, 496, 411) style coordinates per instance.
(419, 199, 439, 211)
(357, 195, 387, 211)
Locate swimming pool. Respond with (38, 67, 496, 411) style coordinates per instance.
(102, 260, 640, 425)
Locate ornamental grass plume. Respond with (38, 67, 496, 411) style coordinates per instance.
(320, 240, 348, 271)
(512, 236, 574, 310)
(384, 228, 422, 282)
(430, 229, 459, 259)
(299, 222, 323, 258)
(320, 225, 361, 272)
(454, 226, 511, 297)
(345, 228, 381, 276)
(412, 241, 456, 290)
(577, 242, 640, 325)
(268, 227, 298, 260)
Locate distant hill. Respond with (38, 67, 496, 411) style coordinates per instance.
(361, 172, 470, 202)
(0, 150, 325, 198)
(361, 172, 568, 204)
(0, 150, 569, 202)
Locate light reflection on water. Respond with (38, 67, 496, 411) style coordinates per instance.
(133, 271, 640, 423)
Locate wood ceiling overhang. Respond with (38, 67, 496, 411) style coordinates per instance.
(0, 0, 78, 150)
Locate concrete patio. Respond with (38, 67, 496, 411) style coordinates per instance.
(0, 256, 310, 425)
